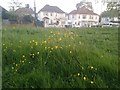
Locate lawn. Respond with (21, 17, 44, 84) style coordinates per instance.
(2, 27, 119, 88)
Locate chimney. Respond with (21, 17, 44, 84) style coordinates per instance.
(25, 4, 29, 8)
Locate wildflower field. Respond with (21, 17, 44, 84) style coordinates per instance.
(2, 27, 119, 88)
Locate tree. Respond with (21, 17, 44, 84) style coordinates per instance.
(101, 2, 119, 17)
(107, 2, 118, 11)
(22, 15, 34, 24)
(76, 1, 93, 10)
(9, 0, 22, 11)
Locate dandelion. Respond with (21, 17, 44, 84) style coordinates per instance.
(79, 41, 81, 45)
(81, 67, 84, 70)
(50, 31, 53, 34)
(58, 32, 60, 35)
(35, 42, 38, 45)
(59, 38, 62, 41)
(22, 61, 25, 63)
(12, 67, 14, 69)
(91, 66, 94, 69)
(23, 55, 25, 58)
(70, 51, 72, 54)
(16, 64, 18, 67)
(83, 77, 86, 80)
(32, 40, 35, 42)
(78, 73, 80, 76)
(60, 47, 63, 49)
(44, 40, 47, 43)
(91, 81, 94, 84)
(13, 50, 16, 52)
(51, 48, 53, 50)
(45, 47, 47, 49)
(55, 46, 58, 49)
(37, 52, 40, 54)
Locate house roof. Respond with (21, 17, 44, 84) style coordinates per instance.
(69, 6, 98, 15)
(15, 7, 34, 16)
(38, 4, 65, 13)
(0, 6, 8, 12)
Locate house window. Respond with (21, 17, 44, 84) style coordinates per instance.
(96, 16, 97, 19)
(44, 12, 48, 16)
(72, 15, 74, 19)
(78, 21, 80, 25)
(89, 15, 93, 19)
(82, 15, 86, 19)
(51, 13, 52, 16)
(50, 20, 53, 24)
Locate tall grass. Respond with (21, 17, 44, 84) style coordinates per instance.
(2, 27, 119, 88)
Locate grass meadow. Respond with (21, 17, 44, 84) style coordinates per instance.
(2, 27, 119, 88)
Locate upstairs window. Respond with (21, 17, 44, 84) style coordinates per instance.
(44, 12, 48, 16)
(82, 15, 86, 19)
(89, 15, 93, 19)
(72, 15, 74, 19)
(51, 13, 52, 16)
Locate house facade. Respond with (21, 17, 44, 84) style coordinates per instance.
(66, 6, 99, 27)
(37, 5, 66, 27)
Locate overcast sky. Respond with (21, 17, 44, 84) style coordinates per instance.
(0, 0, 107, 15)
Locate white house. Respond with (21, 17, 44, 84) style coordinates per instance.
(37, 5, 66, 27)
(66, 6, 99, 27)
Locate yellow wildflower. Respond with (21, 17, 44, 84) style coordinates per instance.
(37, 52, 40, 54)
(44, 40, 47, 43)
(55, 46, 58, 49)
(70, 51, 72, 54)
(35, 42, 38, 45)
(22, 61, 25, 63)
(23, 55, 25, 58)
(91, 66, 94, 69)
(16, 64, 18, 67)
(83, 77, 86, 80)
(32, 40, 35, 42)
(78, 73, 80, 76)
(91, 81, 94, 84)
(12, 67, 14, 69)
(51, 48, 53, 50)
(59, 38, 62, 41)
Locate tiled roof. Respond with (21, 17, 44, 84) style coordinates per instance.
(69, 6, 98, 15)
(15, 7, 34, 16)
(38, 4, 65, 13)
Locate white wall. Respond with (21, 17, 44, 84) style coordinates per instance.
(38, 11, 66, 27)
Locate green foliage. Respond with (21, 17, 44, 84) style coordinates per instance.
(101, 2, 118, 17)
(101, 9, 118, 17)
(2, 27, 119, 88)
(22, 15, 34, 24)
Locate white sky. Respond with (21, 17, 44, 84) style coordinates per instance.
(0, 0, 107, 15)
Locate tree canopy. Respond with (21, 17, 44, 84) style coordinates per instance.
(101, 2, 119, 17)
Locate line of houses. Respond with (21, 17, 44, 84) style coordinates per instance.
(1, 3, 119, 28)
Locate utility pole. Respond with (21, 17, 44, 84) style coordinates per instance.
(34, 0, 37, 26)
